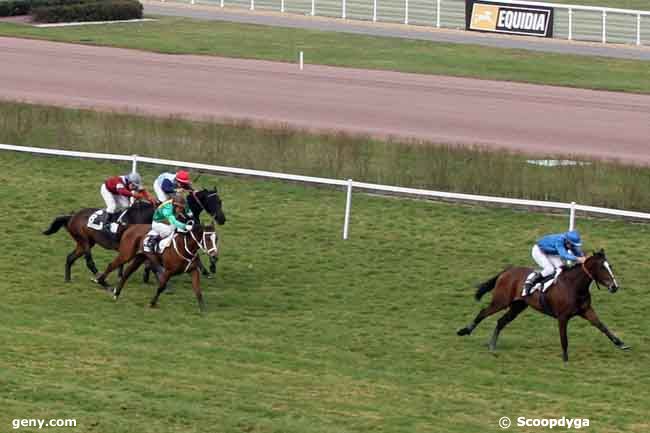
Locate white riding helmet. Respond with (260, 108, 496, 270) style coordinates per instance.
(126, 172, 143, 190)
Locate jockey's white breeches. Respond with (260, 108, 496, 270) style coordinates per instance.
(153, 180, 171, 202)
(532, 245, 564, 277)
(148, 221, 174, 238)
(101, 184, 130, 213)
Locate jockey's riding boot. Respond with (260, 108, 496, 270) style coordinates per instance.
(102, 212, 115, 232)
(523, 272, 542, 296)
(144, 235, 159, 254)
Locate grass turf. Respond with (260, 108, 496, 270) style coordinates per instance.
(0, 16, 649, 94)
(1, 151, 649, 433)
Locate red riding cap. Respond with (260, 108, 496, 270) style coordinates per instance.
(175, 170, 191, 184)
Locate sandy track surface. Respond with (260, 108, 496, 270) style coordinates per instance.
(2, 37, 649, 163)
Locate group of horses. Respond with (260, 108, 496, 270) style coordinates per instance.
(43, 185, 629, 361)
(43, 188, 226, 312)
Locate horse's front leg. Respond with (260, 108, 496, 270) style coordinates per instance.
(580, 307, 630, 350)
(209, 255, 218, 274)
(190, 267, 206, 313)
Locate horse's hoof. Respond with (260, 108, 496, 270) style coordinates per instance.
(457, 328, 470, 336)
(618, 344, 631, 351)
(149, 303, 158, 309)
(113, 295, 118, 301)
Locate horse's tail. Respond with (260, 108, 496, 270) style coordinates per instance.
(475, 267, 511, 301)
(43, 215, 71, 235)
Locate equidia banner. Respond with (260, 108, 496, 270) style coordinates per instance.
(465, 0, 554, 37)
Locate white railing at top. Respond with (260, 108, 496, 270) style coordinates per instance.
(3, 143, 650, 239)
(496, 0, 650, 15)
(182, 0, 650, 47)
(494, 0, 650, 45)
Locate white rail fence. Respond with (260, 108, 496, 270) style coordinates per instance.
(169, 0, 650, 46)
(3, 143, 650, 238)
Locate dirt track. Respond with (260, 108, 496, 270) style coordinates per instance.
(2, 37, 649, 164)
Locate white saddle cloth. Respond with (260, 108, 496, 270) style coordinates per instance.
(522, 268, 562, 297)
(157, 233, 176, 254)
(87, 209, 105, 231)
(87, 209, 126, 233)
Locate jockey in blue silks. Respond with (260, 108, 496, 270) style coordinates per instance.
(523, 230, 586, 296)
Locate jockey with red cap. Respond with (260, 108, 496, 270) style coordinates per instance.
(153, 170, 193, 203)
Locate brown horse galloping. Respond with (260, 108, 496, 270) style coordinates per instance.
(94, 223, 218, 312)
(457, 250, 630, 362)
(43, 201, 154, 282)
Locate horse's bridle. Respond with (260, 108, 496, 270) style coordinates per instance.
(191, 191, 220, 222)
(581, 261, 602, 290)
(172, 227, 219, 273)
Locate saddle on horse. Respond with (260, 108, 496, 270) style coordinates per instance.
(143, 233, 177, 254)
(87, 209, 127, 236)
(522, 268, 561, 297)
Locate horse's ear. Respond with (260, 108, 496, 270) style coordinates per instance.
(212, 185, 218, 192)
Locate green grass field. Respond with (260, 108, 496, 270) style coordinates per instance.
(0, 16, 649, 94)
(2, 151, 649, 433)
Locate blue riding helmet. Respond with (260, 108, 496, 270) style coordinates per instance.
(566, 230, 582, 247)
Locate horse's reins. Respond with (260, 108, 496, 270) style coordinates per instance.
(172, 227, 218, 273)
(581, 261, 602, 290)
(191, 191, 220, 222)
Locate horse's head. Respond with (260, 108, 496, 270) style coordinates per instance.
(193, 188, 226, 226)
(584, 249, 619, 293)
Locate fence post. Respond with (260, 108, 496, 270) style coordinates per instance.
(342, 0, 346, 19)
(436, 0, 441, 28)
(373, 0, 377, 21)
(311, 0, 315, 15)
(404, 0, 408, 24)
(637, 14, 641, 46)
(568, 8, 572, 40)
(602, 10, 607, 43)
(569, 201, 576, 230)
(220, 0, 224, 7)
(343, 179, 353, 240)
(131, 154, 138, 174)
(281, 0, 284, 12)
(250, 0, 254, 10)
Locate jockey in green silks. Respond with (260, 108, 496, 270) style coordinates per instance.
(143, 194, 193, 253)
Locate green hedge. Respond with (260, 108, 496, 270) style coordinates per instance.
(0, 0, 32, 16)
(32, 0, 142, 23)
(0, 0, 86, 17)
